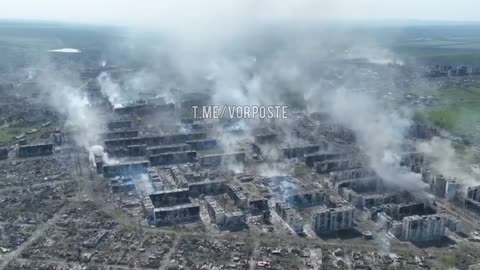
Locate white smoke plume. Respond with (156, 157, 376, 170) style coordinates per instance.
(133, 173, 155, 196)
(36, 67, 105, 150)
(312, 88, 432, 200)
(89, 145, 119, 166)
(417, 137, 477, 188)
(31, 1, 445, 201)
(97, 72, 126, 108)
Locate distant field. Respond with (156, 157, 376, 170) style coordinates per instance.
(416, 82, 480, 141)
(0, 127, 29, 145)
(390, 25, 480, 64)
(389, 26, 480, 140)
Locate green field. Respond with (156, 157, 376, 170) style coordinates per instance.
(0, 127, 29, 145)
(422, 86, 480, 134)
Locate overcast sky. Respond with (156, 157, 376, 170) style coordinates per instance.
(2, 0, 479, 27)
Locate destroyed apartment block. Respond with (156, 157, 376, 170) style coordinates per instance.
(400, 214, 446, 242)
(104, 132, 207, 148)
(151, 203, 200, 226)
(329, 168, 376, 184)
(107, 119, 132, 130)
(465, 185, 480, 214)
(92, 153, 104, 174)
(445, 179, 461, 201)
(149, 188, 190, 206)
(149, 151, 197, 166)
(438, 213, 464, 234)
(143, 188, 200, 226)
(285, 189, 328, 208)
(275, 202, 304, 234)
(227, 184, 249, 209)
(104, 129, 139, 139)
(154, 166, 187, 189)
(311, 206, 355, 235)
(18, 143, 53, 158)
(169, 166, 189, 188)
(343, 189, 397, 209)
(305, 152, 350, 167)
(113, 101, 174, 115)
(107, 144, 147, 157)
(335, 176, 381, 192)
(400, 151, 425, 168)
(432, 174, 447, 198)
(254, 132, 278, 144)
(109, 176, 136, 193)
(370, 202, 432, 222)
(248, 197, 269, 214)
(370, 202, 439, 240)
(127, 144, 147, 157)
(198, 152, 246, 166)
(282, 145, 320, 159)
(205, 196, 246, 231)
(315, 158, 363, 174)
(147, 144, 192, 156)
(102, 160, 149, 178)
(0, 147, 8, 160)
(339, 178, 397, 209)
(186, 138, 218, 151)
(188, 178, 227, 197)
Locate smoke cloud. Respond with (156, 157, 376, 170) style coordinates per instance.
(31, 1, 458, 202)
(36, 65, 105, 150)
(311, 88, 432, 200)
(417, 137, 477, 188)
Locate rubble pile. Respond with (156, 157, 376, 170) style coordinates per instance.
(171, 237, 252, 269)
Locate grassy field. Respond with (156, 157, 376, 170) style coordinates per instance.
(418, 84, 480, 139)
(0, 127, 29, 146)
(389, 25, 480, 64)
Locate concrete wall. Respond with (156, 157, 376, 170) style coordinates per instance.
(312, 206, 354, 234)
(149, 151, 197, 166)
(149, 188, 190, 207)
(401, 214, 446, 242)
(102, 161, 149, 178)
(18, 143, 53, 158)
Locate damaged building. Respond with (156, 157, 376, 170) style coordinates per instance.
(198, 152, 245, 166)
(285, 189, 328, 208)
(339, 177, 398, 209)
(282, 145, 321, 159)
(275, 202, 304, 234)
(0, 148, 8, 160)
(205, 196, 246, 231)
(400, 214, 446, 242)
(18, 143, 53, 158)
(143, 188, 200, 226)
(149, 151, 197, 166)
(315, 158, 363, 174)
(311, 206, 355, 235)
(102, 160, 149, 178)
(104, 132, 207, 148)
(465, 185, 480, 214)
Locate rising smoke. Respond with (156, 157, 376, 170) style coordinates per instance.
(35, 2, 463, 201)
(36, 65, 105, 150)
(417, 137, 477, 189)
(99, 3, 435, 199)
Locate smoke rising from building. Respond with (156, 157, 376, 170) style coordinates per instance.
(315, 89, 431, 200)
(32, 1, 452, 202)
(417, 137, 476, 189)
(36, 67, 105, 150)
